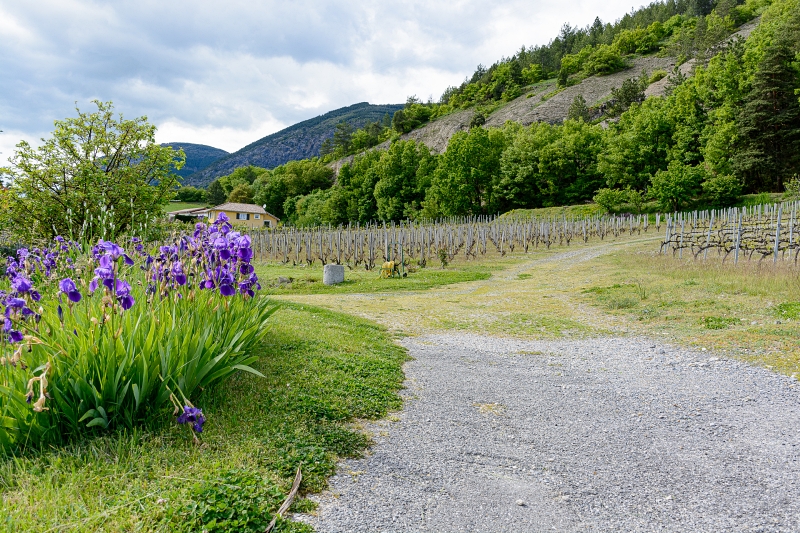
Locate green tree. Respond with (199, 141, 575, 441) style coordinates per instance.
(425, 126, 515, 217)
(252, 159, 333, 219)
(217, 165, 266, 196)
(567, 94, 591, 122)
(584, 44, 626, 75)
(496, 122, 555, 211)
(328, 150, 384, 224)
(733, 38, 800, 192)
(206, 179, 227, 206)
(701, 173, 742, 207)
(174, 185, 206, 203)
(2, 100, 184, 240)
(649, 160, 705, 211)
(227, 183, 254, 204)
(498, 120, 605, 209)
(608, 74, 648, 115)
(593, 188, 628, 213)
(373, 141, 437, 220)
(598, 97, 674, 190)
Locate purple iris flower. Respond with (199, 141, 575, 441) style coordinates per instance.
(219, 284, 235, 296)
(88, 278, 99, 294)
(5, 298, 26, 309)
(176, 406, 206, 433)
(123, 254, 135, 266)
(237, 247, 253, 262)
(98, 240, 124, 259)
(95, 255, 114, 281)
(11, 276, 32, 294)
(8, 330, 23, 343)
(172, 263, 187, 286)
(114, 279, 135, 310)
(59, 278, 82, 303)
(30, 290, 41, 302)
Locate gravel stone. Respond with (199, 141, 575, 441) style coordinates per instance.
(299, 334, 800, 533)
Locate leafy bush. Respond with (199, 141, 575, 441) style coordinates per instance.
(174, 186, 207, 203)
(584, 45, 626, 75)
(649, 161, 705, 211)
(783, 174, 800, 200)
(0, 213, 271, 453)
(593, 188, 629, 213)
(521, 64, 543, 84)
(702, 174, 742, 207)
(649, 69, 668, 83)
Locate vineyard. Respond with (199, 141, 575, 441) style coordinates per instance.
(233, 201, 800, 268)
(243, 213, 656, 268)
(661, 201, 800, 263)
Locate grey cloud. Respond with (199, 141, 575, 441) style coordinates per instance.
(1, 0, 637, 153)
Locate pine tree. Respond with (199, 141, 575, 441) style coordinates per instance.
(733, 40, 800, 192)
(567, 94, 591, 122)
(206, 179, 227, 206)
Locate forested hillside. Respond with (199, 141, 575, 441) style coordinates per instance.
(161, 142, 228, 178)
(182, 102, 403, 187)
(200, 0, 799, 226)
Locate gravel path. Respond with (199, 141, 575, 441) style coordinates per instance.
(301, 334, 800, 532)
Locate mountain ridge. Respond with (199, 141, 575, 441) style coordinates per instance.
(181, 102, 403, 187)
(162, 142, 228, 179)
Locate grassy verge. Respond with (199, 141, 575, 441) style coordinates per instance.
(577, 241, 800, 374)
(164, 202, 207, 213)
(0, 302, 407, 533)
(256, 261, 498, 295)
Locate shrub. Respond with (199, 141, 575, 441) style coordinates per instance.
(593, 188, 629, 213)
(649, 161, 705, 212)
(649, 69, 668, 83)
(521, 64, 543, 84)
(783, 174, 800, 200)
(0, 213, 271, 453)
(584, 45, 626, 76)
(702, 174, 742, 207)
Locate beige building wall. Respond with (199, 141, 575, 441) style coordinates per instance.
(208, 209, 279, 229)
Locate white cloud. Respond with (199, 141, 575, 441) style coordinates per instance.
(0, 0, 642, 157)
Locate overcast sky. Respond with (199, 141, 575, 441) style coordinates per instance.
(1, 0, 639, 162)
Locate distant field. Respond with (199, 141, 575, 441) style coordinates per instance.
(164, 201, 207, 212)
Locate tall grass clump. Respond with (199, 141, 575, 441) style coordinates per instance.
(0, 213, 272, 453)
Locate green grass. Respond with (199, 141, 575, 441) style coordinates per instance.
(256, 261, 497, 295)
(165, 202, 207, 213)
(0, 302, 407, 533)
(576, 242, 800, 374)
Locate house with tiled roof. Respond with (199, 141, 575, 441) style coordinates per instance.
(208, 203, 280, 229)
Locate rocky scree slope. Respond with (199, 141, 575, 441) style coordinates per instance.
(330, 18, 760, 175)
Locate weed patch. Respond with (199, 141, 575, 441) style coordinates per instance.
(775, 302, 800, 320)
(702, 316, 739, 330)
